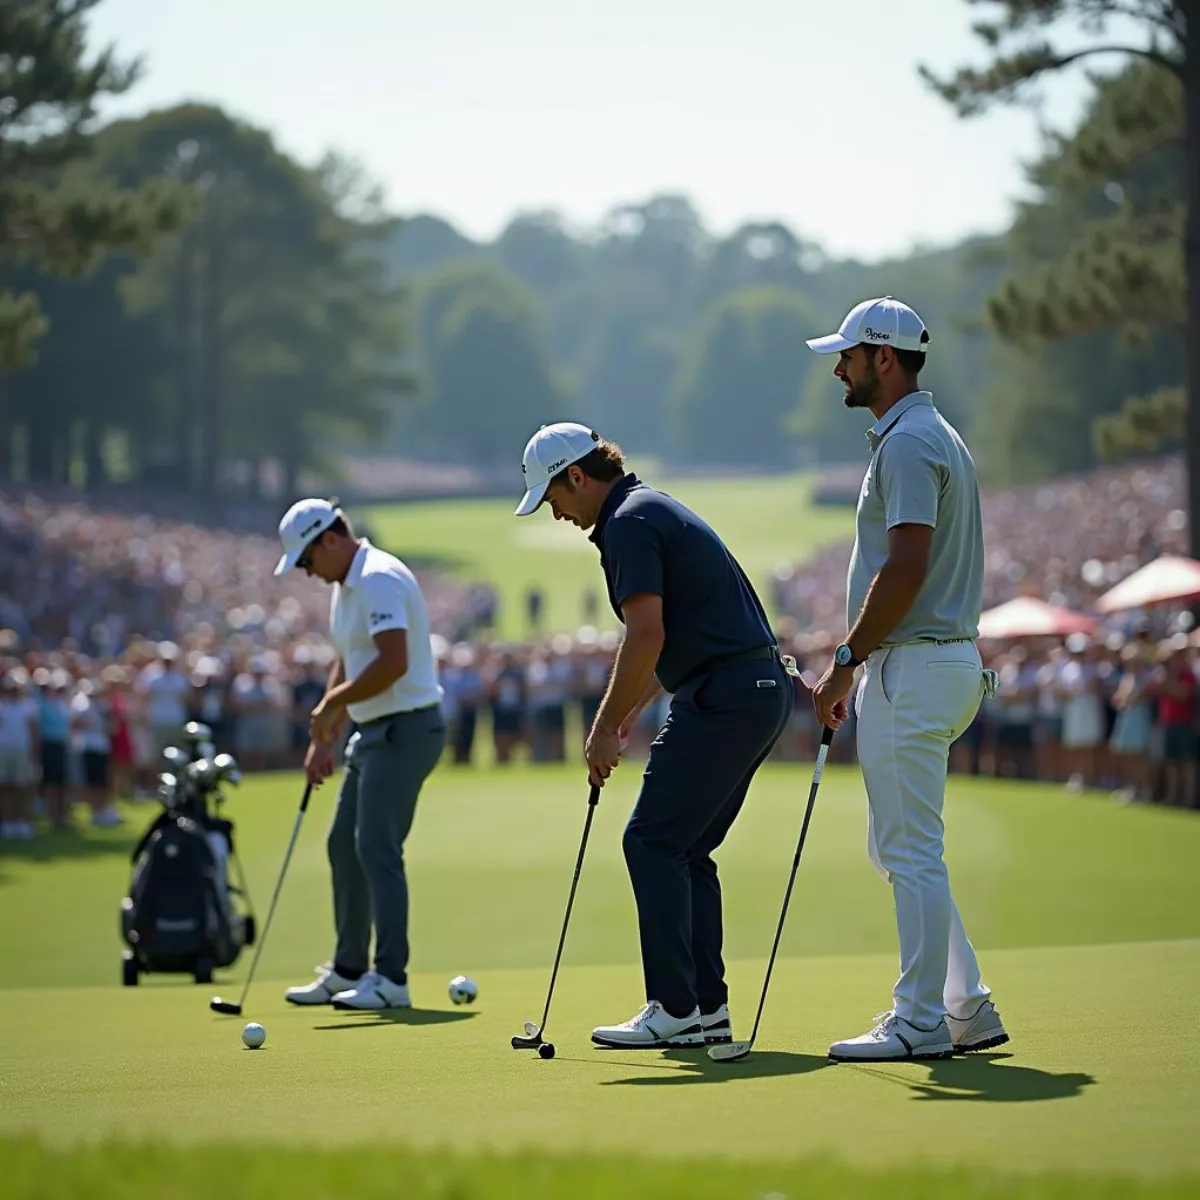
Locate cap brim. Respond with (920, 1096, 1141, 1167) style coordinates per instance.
(273, 549, 301, 576)
(514, 480, 550, 517)
(806, 333, 856, 354)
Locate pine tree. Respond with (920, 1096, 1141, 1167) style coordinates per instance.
(922, 0, 1199, 552)
(0, 0, 185, 368)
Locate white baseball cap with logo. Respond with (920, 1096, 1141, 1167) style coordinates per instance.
(274, 497, 340, 575)
(514, 422, 601, 516)
(806, 296, 929, 355)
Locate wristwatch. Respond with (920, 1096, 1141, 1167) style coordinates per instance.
(833, 642, 864, 669)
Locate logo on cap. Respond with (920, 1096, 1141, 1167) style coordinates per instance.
(864, 327, 889, 341)
(299, 518, 325, 538)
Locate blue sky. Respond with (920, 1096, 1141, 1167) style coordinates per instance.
(87, 0, 1148, 260)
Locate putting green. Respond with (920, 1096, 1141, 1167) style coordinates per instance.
(1, 764, 1198, 1187)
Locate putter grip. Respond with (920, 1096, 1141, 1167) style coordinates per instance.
(820, 725, 834, 747)
(587, 784, 600, 806)
(299, 782, 314, 813)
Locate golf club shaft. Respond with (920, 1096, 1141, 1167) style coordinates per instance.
(229, 847, 254, 912)
(742, 725, 833, 1048)
(534, 783, 600, 1037)
(231, 782, 313, 1010)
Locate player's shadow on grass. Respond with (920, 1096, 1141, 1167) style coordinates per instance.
(311, 1009, 478, 1031)
(860, 1053, 1095, 1104)
(599, 1048, 832, 1087)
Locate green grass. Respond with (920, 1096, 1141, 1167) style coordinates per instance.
(2, 764, 1199, 1196)
(364, 471, 853, 640)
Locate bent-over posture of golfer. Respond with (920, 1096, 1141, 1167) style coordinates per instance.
(515, 423, 793, 1048)
(274, 499, 445, 1011)
(807, 297, 1008, 1062)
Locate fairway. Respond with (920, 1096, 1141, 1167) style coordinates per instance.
(2, 763, 1199, 1197)
(365, 471, 854, 639)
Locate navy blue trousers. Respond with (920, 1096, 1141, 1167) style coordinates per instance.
(623, 656, 793, 1016)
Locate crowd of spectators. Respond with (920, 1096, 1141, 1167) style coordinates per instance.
(2, 455, 1198, 842)
(772, 458, 1185, 637)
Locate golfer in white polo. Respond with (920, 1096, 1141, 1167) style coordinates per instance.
(274, 498, 445, 1011)
(808, 297, 1008, 1062)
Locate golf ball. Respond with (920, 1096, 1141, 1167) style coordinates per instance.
(538, 1042, 556, 1060)
(241, 1022, 266, 1050)
(448, 974, 478, 1005)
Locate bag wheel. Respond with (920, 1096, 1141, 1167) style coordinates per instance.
(193, 956, 213, 985)
(122, 954, 140, 987)
(243, 914, 256, 947)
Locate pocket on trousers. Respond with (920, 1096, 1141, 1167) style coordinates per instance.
(878, 649, 897, 706)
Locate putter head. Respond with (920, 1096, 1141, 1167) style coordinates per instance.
(209, 998, 242, 1016)
(707, 1040, 752, 1063)
(510, 1034, 542, 1050)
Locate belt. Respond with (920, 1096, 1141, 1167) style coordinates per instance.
(715, 644, 782, 667)
(683, 643, 793, 687)
(906, 636, 975, 646)
(358, 703, 440, 728)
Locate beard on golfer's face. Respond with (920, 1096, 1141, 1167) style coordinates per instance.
(843, 358, 881, 409)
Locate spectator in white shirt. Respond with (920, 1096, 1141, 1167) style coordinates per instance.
(136, 642, 191, 764)
(71, 677, 121, 827)
(0, 670, 40, 839)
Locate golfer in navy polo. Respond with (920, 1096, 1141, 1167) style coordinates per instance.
(514, 423, 794, 1048)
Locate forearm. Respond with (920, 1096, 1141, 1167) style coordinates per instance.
(629, 676, 664, 722)
(593, 629, 663, 735)
(327, 656, 404, 710)
(846, 558, 926, 659)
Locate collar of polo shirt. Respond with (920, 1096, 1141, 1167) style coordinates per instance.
(866, 391, 934, 449)
(588, 473, 640, 547)
(341, 540, 371, 588)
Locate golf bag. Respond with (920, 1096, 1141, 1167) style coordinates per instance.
(120, 724, 255, 986)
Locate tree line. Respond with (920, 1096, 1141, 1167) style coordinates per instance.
(0, 0, 1192, 520)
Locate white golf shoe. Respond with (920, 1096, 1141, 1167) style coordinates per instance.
(284, 965, 362, 1006)
(828, 1011, 953, 1062)
(591, 1001, 706, 1049)
(330, 970, 411, 1010)
(701, 1003, 733, 1044)
(946, 1000, 1009, 1053)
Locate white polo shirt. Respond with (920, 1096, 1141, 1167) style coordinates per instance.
(330, 540, 443, 724)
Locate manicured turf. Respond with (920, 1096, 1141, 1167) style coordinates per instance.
(365, 471, 854, 639)
(2, 763, 1198, 1196)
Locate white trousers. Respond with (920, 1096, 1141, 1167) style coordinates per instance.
(855, 641, 991, 1029)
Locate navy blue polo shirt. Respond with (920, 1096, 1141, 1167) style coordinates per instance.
(588, 474, 775, 692)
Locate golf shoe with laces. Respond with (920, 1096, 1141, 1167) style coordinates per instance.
(828, 1010, 953, 1062)
(946, 1000, 1009, 1053)
(284, 964, 361, 1006)
(701, 1003, 733, 1044)
(591, 1000, 706, 1049)
(331, 970, 411, 1010)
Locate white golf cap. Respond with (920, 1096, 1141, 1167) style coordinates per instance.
(274, 497, 339, 575)
(806, 296, 929, 355)
(514, 422, 601, 517)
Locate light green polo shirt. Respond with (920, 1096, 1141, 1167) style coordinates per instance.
(846, 391, 984, 646)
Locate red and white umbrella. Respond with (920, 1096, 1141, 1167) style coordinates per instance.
(1095, 554, 1200, 613)
(977, 596, 1098, 641)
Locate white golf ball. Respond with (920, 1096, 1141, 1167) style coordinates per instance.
(448, 974, 478, 1005)
(241, 1022, 266, 1049)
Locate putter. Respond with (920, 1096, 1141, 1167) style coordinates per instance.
(210, 781, 313, 1016)
(709, 725, 834, 1063)
(511, 782, 601, 1060)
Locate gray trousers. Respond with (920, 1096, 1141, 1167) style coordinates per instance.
(327, 705, 445, 983)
